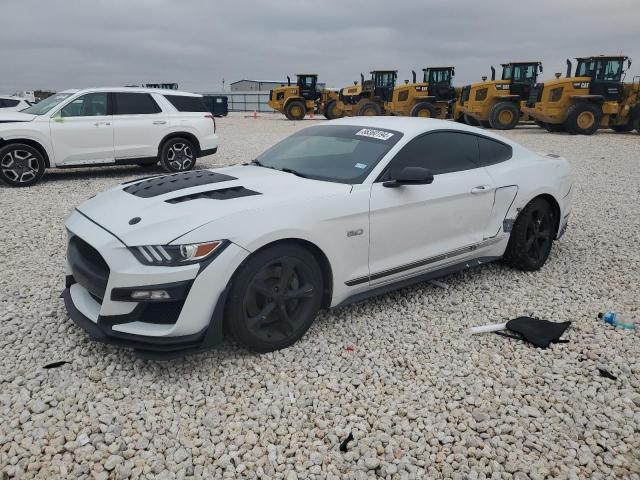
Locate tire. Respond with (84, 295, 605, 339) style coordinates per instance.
(225, 244, 324, 353)
(564, 103, 601, 135)
(464, 114, 480, 126)
(159, 138, 197, 173)
(285, 100, 306, 121)
(356, 101, 382, 116)
(323, 100, 342, 120)
(410, 102, 438, 118)
(610, 123, 634, 133)
(503, 197, 557, 271)
(0, 143, 46, 187)
(489, 102, 520, 130)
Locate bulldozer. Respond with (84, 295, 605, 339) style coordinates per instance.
(460, 61, 543, 129)
(268, 74, 342, 120)
(336, 70, 398, 116)
(522, 55, 639, 135)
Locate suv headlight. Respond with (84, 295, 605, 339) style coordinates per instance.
(130, 240, 226, 266)
(549, 87, 563, 102)
(475, 88, 488, 101)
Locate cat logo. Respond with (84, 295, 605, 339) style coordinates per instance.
(572, 82, 590, 89)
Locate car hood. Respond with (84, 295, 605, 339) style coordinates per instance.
(0, 111, 36, 123)
(76, 165, 351, 246)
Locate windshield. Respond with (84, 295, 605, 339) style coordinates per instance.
(21, 93, 73, 115)
(503, 64, 537, 83)
(428, 70, 451, 84)
(576, 59, 624, 81)
(254, 125, 403, 184)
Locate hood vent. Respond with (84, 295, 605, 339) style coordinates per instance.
(166, 186, 260, 204)
(124, 170, 237, 198)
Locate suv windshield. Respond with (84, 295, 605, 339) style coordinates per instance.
(254, 125, 403, 184)
(22, 93, 73, 115)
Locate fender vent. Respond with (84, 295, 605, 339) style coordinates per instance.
(124, 170, 236, 198)
(165, 186, 260, 203)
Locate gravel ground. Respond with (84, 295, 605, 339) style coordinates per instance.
(0, 113, 638, 480)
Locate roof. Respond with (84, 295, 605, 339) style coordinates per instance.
(230, 79, 287, 85)
(575, 55, 629, 61)
(59, 87, 200, 96)
(296, 73, 318, 76)
(501, 61, 542, 65)
(422, 67, 455, 70)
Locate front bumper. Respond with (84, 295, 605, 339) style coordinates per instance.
(63, 209, 249, 359)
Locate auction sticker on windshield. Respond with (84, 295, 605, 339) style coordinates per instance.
(355, 128, 395, 141)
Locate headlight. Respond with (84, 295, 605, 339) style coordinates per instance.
(130, 240, 226, 266)
(475, 88, 488, 101)
(549, 87, 563, 102)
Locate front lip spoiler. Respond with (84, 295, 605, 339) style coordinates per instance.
(62, 285, 229, 360)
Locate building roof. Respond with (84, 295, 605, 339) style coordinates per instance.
(230, 79, 287, 85)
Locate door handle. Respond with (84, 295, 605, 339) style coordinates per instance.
(471, 185, 492, 194)
(153, 120, 167, 125)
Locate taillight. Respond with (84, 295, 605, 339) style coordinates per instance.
(205, 114, 216, 133)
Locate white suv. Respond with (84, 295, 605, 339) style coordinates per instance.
(0, 87, 218, 187)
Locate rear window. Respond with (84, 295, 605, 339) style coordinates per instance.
(477, 136, 512, 166)
(114, 93, 162, 115)
(164, 95, 208, 112)
(0, 98, 20, 108)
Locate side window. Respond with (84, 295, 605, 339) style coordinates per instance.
(385, 131, 479, 178)
(1, 98, 20, 108)
(60, 93, 109, 117)
(114, 93, 161, 115)
(477, 136, 512, 167)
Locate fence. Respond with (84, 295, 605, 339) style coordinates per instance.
(198, 91, 275, 113)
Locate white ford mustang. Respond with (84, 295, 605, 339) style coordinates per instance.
(63, 117, 573, 359)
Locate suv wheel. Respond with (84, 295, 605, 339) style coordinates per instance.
(159, 138, 196, 172)
(225, 244, 324, 353)
(0, 143, 46, 187)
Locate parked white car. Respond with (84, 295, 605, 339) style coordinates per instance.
(0, 87, 218, 186)
(0, 95, 31, 112)
(63, 117, 573, 359)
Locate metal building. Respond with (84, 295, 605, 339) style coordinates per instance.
(230, 79, 326, 91)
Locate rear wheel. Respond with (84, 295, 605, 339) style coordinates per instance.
(285, 100, 306, 120)
(503, 197, 557, 271)
(226, 244, 324, 352)
(464, 114, 480, 126)
(489, 102, 520, 129)
(323, 100, 341, 119)
(0, 143, 46, 187)
(410, 102, 438, 118)
(564, 103, 601, 135)
(159, 138, 196, 173)
(357, 101, 382, 116)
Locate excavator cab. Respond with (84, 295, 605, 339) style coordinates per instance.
(424, 67, 455, 101)
(573, 56, 629, 101)
(296, 74, 320, 101)
(502, 62, 542, 100)
(372, 70, 397, 102)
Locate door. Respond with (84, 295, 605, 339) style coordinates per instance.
(369, 131, 495, 285)
(49, 92, 114, 165)
(590, 58, 624, 101)
(112, 92, 168, 160)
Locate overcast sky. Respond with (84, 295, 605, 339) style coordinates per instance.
(2, 0, 639, 94)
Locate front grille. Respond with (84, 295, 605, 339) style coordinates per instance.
(461, 85, 470, 104)
(528, 83, 544, 107)
(68, 236, 110, 300)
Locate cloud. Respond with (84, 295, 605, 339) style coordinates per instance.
(1, 0, 638, 93)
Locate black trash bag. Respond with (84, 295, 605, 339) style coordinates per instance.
(496, 317, 571, 348)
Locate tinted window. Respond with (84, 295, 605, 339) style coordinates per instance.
(1, 98, 20, 108)
(477, 136, 512, 166)
(60, 93, 109, 117)
(164, 95, 208, 112)
(114, 93, 161, 115)
(385, 131, 479, 178)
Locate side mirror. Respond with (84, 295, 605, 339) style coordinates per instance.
(383, 166, 434, 188)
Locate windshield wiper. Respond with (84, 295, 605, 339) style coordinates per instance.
(249, 159, 275, 169)
(280, 167, 309, 178)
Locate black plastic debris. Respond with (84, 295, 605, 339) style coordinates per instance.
(339, 432, 354, 452)
(598, 368, 617, 380)
(43, 361, 70, 369)
(495, 317, 571, 348)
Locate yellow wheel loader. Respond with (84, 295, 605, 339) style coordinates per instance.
(268, 74, 343, 120)
(522, 55, 639, 135)
(337, 70, 397, 116)
(384, 67, 457, 119)
(460, 61, 543, 129)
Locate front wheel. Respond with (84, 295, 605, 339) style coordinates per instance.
(159, 138, 196, 172)
(357, 101, 382, 116)
(323, 100, 342, 120)
(285, 100, 306, 121)
(503, 197, 557, 271)
(489, 102, 520, 129)
(0, 143, 46, 187)
(410, 102, 438, 118)
(564, 103, 601, 135)
(225, 244, 324, 352)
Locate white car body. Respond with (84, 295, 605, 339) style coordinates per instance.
(0, 87, 218, 185)
(63, 117, 573, 359)
(0, 95, 31, 111)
